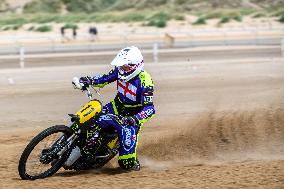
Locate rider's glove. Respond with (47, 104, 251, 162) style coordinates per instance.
(122, 116, 139, 128)
(79, 76, 92, 88)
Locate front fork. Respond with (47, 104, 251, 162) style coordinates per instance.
(57, 131, 80, 157)
(40, 128, 80, 165)
(56, 121, 82, 157)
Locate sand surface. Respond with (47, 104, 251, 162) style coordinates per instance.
(0, 47, 284, 188)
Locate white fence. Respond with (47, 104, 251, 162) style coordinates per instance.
(0, 28, 283, 54)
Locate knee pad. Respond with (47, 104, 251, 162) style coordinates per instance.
(118, 157, 136, 170)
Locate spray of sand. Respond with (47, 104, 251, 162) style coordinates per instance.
(139, 108, 284, 165)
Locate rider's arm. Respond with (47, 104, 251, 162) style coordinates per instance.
(134, 104, 155, 125)
(133, 73, 155, 125)
(89, 68, 118, 88)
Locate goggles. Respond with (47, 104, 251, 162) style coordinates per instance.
(119, 64, 138, 73)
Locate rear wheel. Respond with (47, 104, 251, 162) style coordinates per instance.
(18, 125, 73, 180)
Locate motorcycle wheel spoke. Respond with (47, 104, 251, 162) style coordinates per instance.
(25, 132, 63, 176)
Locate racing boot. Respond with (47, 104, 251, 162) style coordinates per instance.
(131, 159, 140, 171)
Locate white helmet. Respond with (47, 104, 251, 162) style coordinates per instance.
(111, 46, 144, 82)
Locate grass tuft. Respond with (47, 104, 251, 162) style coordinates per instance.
(192, 17, 206, 25)
(279, 15, 284, 23)
(35, 25, 52, 32)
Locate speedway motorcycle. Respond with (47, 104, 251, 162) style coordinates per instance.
(18, 77, 122, 180)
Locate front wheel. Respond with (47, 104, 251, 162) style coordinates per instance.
(18, 125, 74, 180)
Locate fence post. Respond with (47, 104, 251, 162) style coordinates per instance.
(49, 37, 55, 53)
(223, 31, 228, 46)
(153, 43, 158, 63)
(188, 32, 195, 47)
(254, 30, 259, 45)
(19, 46, 25, 69)
(281, 38, 284, 56)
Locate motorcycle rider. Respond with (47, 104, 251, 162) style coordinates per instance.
(78, 46, 155, 171)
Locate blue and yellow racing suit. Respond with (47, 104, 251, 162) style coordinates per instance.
(87, 67, 155, 169)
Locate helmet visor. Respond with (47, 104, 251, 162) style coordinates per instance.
(119, 64, 136, 73)
(118, 61, 143, 78)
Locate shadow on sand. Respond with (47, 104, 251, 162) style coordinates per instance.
(54, 167, 127, 178)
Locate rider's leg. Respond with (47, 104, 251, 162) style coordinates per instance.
(87, 100, 141, 170)
(117, 125, 141, 171)
(98, 116, 141, 170)
(96, 101, 141, 170)
(83, 102, 115, 155)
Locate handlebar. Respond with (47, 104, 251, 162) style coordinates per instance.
(72, 77, 137, 129)
(85, 88, 93, 100)
(72, 77, 102, 101)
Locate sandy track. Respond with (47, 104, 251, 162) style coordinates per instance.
(1, 109, 284, 189)
(0, 48, 284, 188)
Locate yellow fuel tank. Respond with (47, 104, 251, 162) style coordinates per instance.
(76, 100, 102, 124)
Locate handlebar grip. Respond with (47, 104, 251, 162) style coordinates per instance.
(72, 77, 83, 90)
